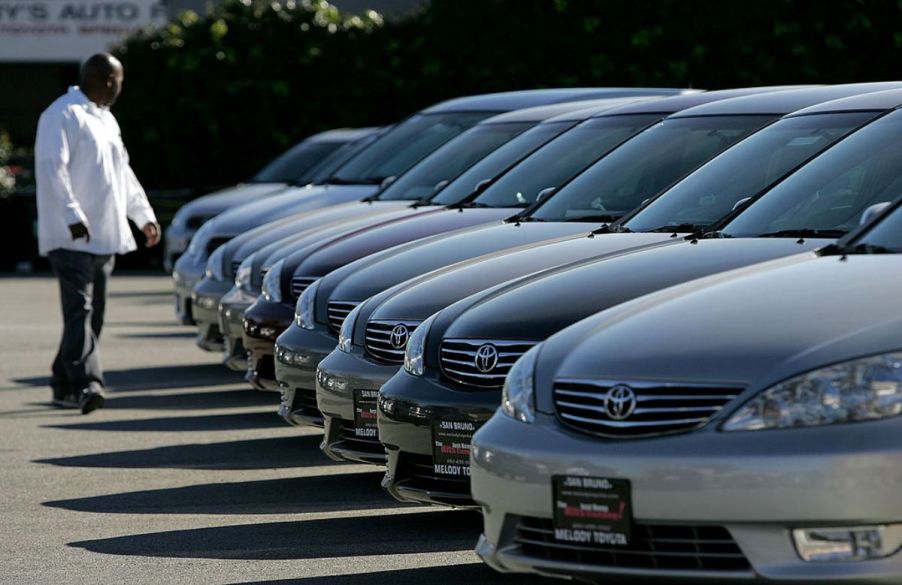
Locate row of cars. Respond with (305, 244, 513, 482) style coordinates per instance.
(171, 83, 902, 582)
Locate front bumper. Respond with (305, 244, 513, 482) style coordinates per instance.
(191, 277, 231, 352)
(378, 368, 497, 508)
(242, 299, 293, 391)
(172, 253, 204, 325)
(272, 323, 338, 426)
(471, 412, 902, 583)
(219, 288, 255, 371)
(315, 347, 398, 465)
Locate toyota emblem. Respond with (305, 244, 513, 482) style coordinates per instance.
(604, 385, 637, 420)
(389, 324, 410, 349)
(474, 344, 499, 373)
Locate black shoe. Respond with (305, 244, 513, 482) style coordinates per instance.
(51, 394, 80, 409)
(79, 389, 105, 414)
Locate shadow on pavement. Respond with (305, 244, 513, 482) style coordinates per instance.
(114, 331, 196, 339)
(230, 564, 557, 584)
(35, 435, 327, 470)
(104, 389, 276, 410)
(14, 363, 243, 392)
(45, 471, 410, 515)
(109, 290, 173, 298)
(45, 411, 284, 432)
(69, 510, 480, 559)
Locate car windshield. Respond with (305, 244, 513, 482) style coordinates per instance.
(376, 122, 532, 201)
(852, 204, 902, 253)
(250, 140, 344, 183)
(721, 109, 902, 238)
(302, 134, 379, 185)
(530, 114, 776, 222)
(431, 121, 576, 205)
(623, 111, 879, 232)
(330, 112, 493, 184)
(469, 113, 663, 209)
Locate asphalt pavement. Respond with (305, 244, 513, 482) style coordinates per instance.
(0, 274, 557, 585)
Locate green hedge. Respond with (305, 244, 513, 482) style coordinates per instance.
(114, 0, 902, 193)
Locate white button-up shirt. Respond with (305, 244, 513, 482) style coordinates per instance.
(35, 86, 157, 256)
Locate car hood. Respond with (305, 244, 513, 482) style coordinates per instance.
(227, 201, 411, 274)
(537, 253, 902, 414)
(320, 221, 604, 306)
(291, 205, 512, 283)
(204, 184, 377, 236)
(177, 182, 289, 220)
(361, 232, 678, 331)
(439, 237, 829, 345)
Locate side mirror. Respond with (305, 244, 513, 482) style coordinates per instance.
(380, 176, 397, 189)
(433, 179, 450, 193)
(860, 201, 891, 226)
(731, 196, 753, 212)
(536, 187, 556, 204)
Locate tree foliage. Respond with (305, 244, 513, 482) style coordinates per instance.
(114, 0, 902, 192)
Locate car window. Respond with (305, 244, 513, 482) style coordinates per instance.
(721, 109, 902, 237)
(471, 114, 663, 209)
(531, 115, 776, 222)
(855, 205, 902, 252)
(331, 112, 493, 184)
(377, 122, 532, 201)
(251, 141, 344, 183)
(431, 121, 576, 205)
(623, 111, 878, 232)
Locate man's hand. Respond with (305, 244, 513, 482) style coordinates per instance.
(142, 222, 161, 248)
(68, 222, 91, 243)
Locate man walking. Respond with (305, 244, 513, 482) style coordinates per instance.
(35, 53, 160, 414)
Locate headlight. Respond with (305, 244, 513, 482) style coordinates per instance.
(723, 352, 902, 432)
(294, 279, 320, 330)
(403, 313, 436, 376)
(261, 259, 284, 303)
(186, 221, 214, 256)
(501, 344, 541, 424)
(204, 246, 226, 280)
(234, 255, 254, 292)
(338, 302, 365, 353)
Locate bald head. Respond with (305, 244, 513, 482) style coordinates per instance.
(80, 53, 124, 107)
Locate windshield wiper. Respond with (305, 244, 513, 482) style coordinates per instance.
(647, 223, 703, 233)
(561, 213, 623, 223)
(756, 229, 847, 239)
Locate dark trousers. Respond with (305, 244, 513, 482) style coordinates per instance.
(47, 249, 115, 398)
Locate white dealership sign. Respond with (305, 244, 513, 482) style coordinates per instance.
(0, 0, 168, 62)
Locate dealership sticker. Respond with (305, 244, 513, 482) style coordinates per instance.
(552, 475, 632, 546)
(432, 419, 479, 477)
(353, 389, 379, 438)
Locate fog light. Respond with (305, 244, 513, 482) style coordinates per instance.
(196, 296, 217, 310)
(793, 525, 902, 562)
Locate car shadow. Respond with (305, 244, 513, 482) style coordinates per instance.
(69, 510, 481, 559)
(108, 290, 173, 298)
(229, 563, 557, 584)
(45, 411, 284, 432)
(14, 363, 243, 392)
(34, 435, 326, 470)
(45, 471, 411, 515)
(114, 331, 197, 339)
(102, 389, 276, 411)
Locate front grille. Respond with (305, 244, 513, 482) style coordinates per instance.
(514, 517, 750, 572)
(326, 301, 359, 333)
(396, 453, 472, 500)
(289, 276, 318, 302)
(337, 419, 385, 455)
(365, 320, 421, 364)
(186, 216, 209, 230)
(440, 339, 537, 389)
(553, 379, 742, 438)
(206, 237, 230, 257)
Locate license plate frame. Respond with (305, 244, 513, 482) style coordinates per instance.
(352, 389, 379, 439)
(431, 419, 479, 478)
(552, 475, 633, 547)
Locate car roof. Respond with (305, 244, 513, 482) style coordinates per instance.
(481, 97, 661, 124)
(673, 82, 902, 118)
(788, 85, 902, 116)
(537, 96, 670, 124)
(420, 88, 695, 113)
(592, 86, 812, 118)
(305, 127, 382, 142)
